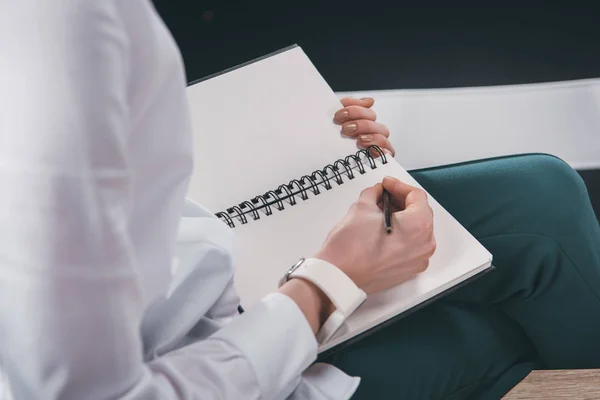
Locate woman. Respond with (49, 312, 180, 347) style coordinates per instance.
(1, 1, 599, 399)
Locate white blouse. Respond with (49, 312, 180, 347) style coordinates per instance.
(0, 1, 359, 399)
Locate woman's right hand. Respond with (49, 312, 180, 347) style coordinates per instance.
(315, 176, 436, 294)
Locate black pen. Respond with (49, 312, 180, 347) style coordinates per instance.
(383, 189, 392, 234)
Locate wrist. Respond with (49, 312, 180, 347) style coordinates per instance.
(280, 257, 368, 344)
(314, 251, 361, 289)
(279, 278, 334, 334)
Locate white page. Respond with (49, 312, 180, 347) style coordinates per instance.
(232, 158, 492, 352)
(186, 46, 358, 212)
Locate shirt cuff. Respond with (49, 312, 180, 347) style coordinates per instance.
(212, 292, 318, 399)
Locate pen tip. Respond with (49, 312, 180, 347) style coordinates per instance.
(386, 227, 392, 234)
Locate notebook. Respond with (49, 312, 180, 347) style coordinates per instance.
(186, 45, 493, 353)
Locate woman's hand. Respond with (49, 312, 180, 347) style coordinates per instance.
(334, 97, 395, 156)
(315, 176, 435, 294)
(279, 176, 435, 334)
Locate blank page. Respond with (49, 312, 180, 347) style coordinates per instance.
(186, 46, 358, 212)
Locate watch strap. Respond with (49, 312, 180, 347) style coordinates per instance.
(288, 258, 366, 344)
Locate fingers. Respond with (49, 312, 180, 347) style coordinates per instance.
(340, 119, 390, 138)
(403, 188, 429, 211)
(382, 177, 428, 210)
(335, 97, 393, 156)
(357, 182, 384, 205)
(359, 134, 395, 156)
(340, 97, 375, 109)
(382, 176, 415, 200)
(334, 105, 377, 124)
(383, 178, 434, 237)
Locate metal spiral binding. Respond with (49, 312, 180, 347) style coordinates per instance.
(216, 145, 388, 228)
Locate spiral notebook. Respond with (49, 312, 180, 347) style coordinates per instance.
(186, 45, 493, 353)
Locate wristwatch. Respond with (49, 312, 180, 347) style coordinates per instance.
(279, 258, 367, 344)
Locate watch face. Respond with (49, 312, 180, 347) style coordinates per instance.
(289, 258, 305, 275)
(279, 258, 305, 288)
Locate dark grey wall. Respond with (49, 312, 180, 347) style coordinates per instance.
(152, 1, 600, 219)
(153, 2, 600, 90)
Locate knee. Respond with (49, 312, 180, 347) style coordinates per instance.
(508, 154, 592, 229)
(515, 154, 588, 201)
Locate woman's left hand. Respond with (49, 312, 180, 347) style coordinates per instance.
(334, 97, 395, 156)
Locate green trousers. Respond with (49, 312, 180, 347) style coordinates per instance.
(326, 154, 600, 399)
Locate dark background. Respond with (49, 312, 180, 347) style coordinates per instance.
(152, 1, 600, 218)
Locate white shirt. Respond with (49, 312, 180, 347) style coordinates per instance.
(0, 1, 359, 399)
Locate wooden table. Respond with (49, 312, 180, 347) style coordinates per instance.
(503, 370, 600, 399)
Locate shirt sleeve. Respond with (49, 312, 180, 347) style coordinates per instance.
(147, 293, 318, 399)
(0, 2, 317, 399)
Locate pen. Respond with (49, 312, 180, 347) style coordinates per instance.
(383, 189, 392, 234)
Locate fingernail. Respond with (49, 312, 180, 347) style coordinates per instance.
(360, 134, 373, 142)
(335, 110, 349, 122)
(360, 97, 373, 102)
(342, 123, 357, 134)
(383, 148, 393, 155)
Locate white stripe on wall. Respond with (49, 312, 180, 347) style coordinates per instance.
(338, 78, 600, 170)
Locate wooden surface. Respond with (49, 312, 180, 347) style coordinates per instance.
(503, 369, 600, 399)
